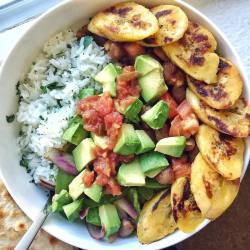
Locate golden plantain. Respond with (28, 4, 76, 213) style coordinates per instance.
(196, 124, 244, 180)
(186, 88, 250, 138)
(191, 154, 240, 220)
(140, 5, 188, 47)
(88, 2, 159, 42)
(137, 189, 176, 244)
(187, 58, 243, 109)
(163, 22, 219, 84)
(171, 177, 204, 233)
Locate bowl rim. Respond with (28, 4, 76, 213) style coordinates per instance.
(0, 0, 249, 249)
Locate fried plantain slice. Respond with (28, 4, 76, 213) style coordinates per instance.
(171, 177, 204, 233)
(88, 2, 159, 42)
(137, 189, 176, 244)
(191, 153, 240, 220)
(196, 124, 244, 180)
(163, 21, 219, 84)
(187, 58, 243, 109)
(186, 88, 250, 138)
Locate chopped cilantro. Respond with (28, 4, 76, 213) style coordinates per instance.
(6, 114, 15, 123)
(84, 36, 93, 48)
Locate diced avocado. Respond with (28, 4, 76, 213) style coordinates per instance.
(139, 151, 169, 178)
(86, 207, 101, 226)
(114, 124, 140, 156)
(69, 170, 102, 202)
(126, 188, 141, 212)
(99, 204, 121, 237)
(55, 169, 74, 194)
(155, 136, 186, 157)
(84, 182, 102, 203)
(138, 69, 167, 103)
(78, 87, 95, 99)
(51, 189, 72, 213)
(124, 99, 143, 124)
(117, 158, 145, 186)
(91, 132, 109, 150)
(144, 178, 169, 189)
(72, 138, 96, 172)
(141, 100, 169, 129)
(63, 199, 83, 222)
(135, 55, 163, 76)
(95, 63, 120, 97)
(138, 187, 154, 201)
(62, 116, 88, 145)
(135, 130, 155, 155)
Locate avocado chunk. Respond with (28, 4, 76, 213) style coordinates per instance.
(155, 136, 186, 157)
(78, 87, 95, 99)
(117, 158, 145, 186)
(114, 124, 140, 155)
(51, 189, 72, 213)
(86, 207, 101, 226)
(141, 100, 169, 129)
(91, 132, 109, 150)
(72, 138, 96, 172)
(135, 130, 155, 155)
(138, 69, 167, 103)
(139, 151, 169, 178)
(63, 199, 83, 222)
(95, 63, 120, 97)
(55, 169, 74, 194)
(69, 170, 102, 202)
(135, 55, 163, 76)
(99, 204, 121, 237)
(126, 188, 141, 212)
(62, 116, 88, 145)
(124, 99, 143, 124)
(144, 178, 168, 189)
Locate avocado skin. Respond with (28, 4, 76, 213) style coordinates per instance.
(99, 204, 121, 237)
(141, 100, 169, 129)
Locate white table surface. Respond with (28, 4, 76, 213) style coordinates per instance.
(0, 0, 250, 80)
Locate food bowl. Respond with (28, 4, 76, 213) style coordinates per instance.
(0, 0, 249, 249)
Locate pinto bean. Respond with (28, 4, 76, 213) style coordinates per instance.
(188, 145, 199, 163)
(104, 41, 124, 61)
(123, 42, 145, 59)
(156, 168, 174, 185)
(153, 47, 169, 62)
(185, 137, 196, 151)
(163, 61, 185, 87)
(171, 85, 186, 104)
(155, 124, 169, 141)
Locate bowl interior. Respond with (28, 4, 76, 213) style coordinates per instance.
(0, 0, 249, 249)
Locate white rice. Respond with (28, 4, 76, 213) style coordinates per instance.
(16, 29, 110, 183)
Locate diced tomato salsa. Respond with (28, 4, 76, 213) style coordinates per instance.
(161, 92, 178, 119)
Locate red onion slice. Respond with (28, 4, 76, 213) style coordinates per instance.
(114, 198, 138, 220)
(45, 148, 77, 175)
(38, 176, 55, 191)
(80, 207, 89, 220)
(118, 219, 134, 238)
(86, 223, 105, 240)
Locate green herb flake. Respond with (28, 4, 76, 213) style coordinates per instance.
(83, 36, 93, 48)
(6, 114, 15, 123)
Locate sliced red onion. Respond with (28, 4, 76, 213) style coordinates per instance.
(45, 148, 77, 175)
(80, 207, 89, 220)
(118, 219, 134, 238)
(117, 209, 129, 220)
(38, 176, 55, 191)
(86, 223, 105, 240)
(108, 233, 118, 243)
(114, 198, 138, 220)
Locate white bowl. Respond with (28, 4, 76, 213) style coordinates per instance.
(0, 0, 249, 249)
